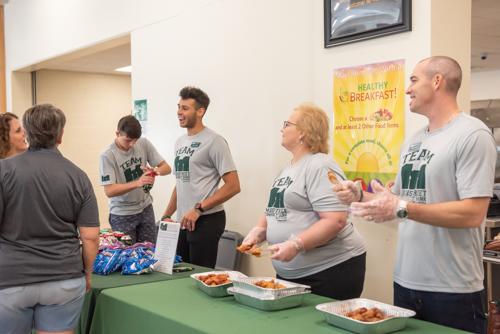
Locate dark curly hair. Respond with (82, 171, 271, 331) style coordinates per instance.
(0, 112, 20, 159)
(179, 86, 210, 112)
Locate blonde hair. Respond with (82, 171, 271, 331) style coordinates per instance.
(295, 102, 329, 154)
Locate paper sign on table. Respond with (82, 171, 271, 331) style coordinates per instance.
(154, 221, 180, 275)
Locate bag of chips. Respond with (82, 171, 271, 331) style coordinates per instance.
(92, 248, 122, 275)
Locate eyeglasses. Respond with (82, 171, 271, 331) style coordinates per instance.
(283, 120, 297, 128)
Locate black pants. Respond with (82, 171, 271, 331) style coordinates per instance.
(176, 210, 226, 269)
(277, 252, 366, 300)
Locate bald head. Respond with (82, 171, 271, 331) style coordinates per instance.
(419, 56, 462, 95)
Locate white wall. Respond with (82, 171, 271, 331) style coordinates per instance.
(4, 0, 472, 304)
(4, 0, 220, 110)
(312, 0, 472, 303)
(471, 70, 500, 101)
(134, 0, 315, 278)
(313, 0, 432, 303)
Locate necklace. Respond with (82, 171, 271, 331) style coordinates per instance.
(447, 112, 461, 124)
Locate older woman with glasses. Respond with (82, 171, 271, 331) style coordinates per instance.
(0, 112, 28, 159)
(242, 102, 366, 300)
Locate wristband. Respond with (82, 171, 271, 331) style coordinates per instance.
(291, 239, 301, 252)
(194, 209, 203, 215)
(161, 215, 171, 220)
(359, 190, 364, 202)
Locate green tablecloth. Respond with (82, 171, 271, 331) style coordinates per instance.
(75, 263, 211, 334)
(89, 278, 470, 334)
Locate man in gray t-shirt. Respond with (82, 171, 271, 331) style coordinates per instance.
(99, 115, 171, 244)
(162, 86, 240, 268)
(334, 56, 496, 334)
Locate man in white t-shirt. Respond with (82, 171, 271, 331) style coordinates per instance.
(333, 56, 496, 334)
(162, 86, 240, 268)
(99, 115, 171, 244)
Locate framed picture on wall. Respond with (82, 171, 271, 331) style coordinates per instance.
(324, 0, 411, 48)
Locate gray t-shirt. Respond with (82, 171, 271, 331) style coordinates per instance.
(174, 127, 237, 221)
(392, 113, 496, 293)
(0, 147, 100, 290)
(99, 138, 164, 215)
(266, 153, 366, 279)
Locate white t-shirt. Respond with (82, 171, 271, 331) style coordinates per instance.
(99, 138, 164, 215)
(266, 153, 366, 279)
(174, 127, 237, 221)
(392, 113, 496, 293)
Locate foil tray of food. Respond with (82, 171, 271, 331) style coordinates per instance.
(231, 277, 310, 299)
(190, 271, 248, 298)
(316, 298, 416, 334)
(227, 287, 310, 311)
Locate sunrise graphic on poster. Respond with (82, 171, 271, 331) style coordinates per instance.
(333, 59, 405, 192)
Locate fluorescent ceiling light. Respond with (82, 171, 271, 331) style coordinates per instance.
(115, 66, 132, 72)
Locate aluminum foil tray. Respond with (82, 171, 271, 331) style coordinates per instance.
(316, 298, 416, 334)
(227, 287, 310, 311)
(190, 271, 247, 298)
(231, 277, 310, 299)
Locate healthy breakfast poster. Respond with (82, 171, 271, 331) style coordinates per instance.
(333, 59, 405, 192)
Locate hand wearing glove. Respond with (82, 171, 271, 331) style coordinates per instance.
(242, 226, 267, 249)
(269, 237, 305, 262)
(331, 180, 362, 205)
(351, 181, 400, 223)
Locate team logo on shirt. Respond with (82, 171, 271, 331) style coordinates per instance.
(265, 176, 293, 221)
(191, 142, 201, 148)
(174, 146, 196, 182)
(102, 175, 110, 182)
(119, 157, 144, 182)
(399, 146, 433, 203)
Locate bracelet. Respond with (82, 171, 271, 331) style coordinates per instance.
(194, 209, 203, 215)
(291, 239, 301, 252)
(359, 190, 364, 202)
(161, 215, 171, 220)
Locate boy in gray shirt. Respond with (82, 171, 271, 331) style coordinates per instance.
(99, 115, 171, 244)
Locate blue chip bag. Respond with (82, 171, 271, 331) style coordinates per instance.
(92, 248, 121, 275)
(122, 257, 157, 275)
(143, 248, 155, 261)
(122, 248, 145, 267)
(109, 249, 134, 274)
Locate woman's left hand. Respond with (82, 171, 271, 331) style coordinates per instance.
(269, 238, 305, 262)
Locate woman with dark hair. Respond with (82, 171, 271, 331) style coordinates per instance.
(0, 112, 28, 159)
(242, 102, 366, 300)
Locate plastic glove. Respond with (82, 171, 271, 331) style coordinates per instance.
(242, 227, 267, 249)
(331, 180, 362, 205)
(351, 181, 400, 223)
(269, 237, 305, 262)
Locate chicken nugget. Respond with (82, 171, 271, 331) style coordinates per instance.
(328, 171, 340, 185)
(236, 245, 252, 253)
